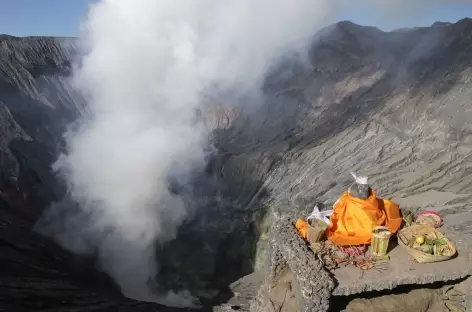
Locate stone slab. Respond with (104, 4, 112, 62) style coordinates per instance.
(332, 226, 472, 296)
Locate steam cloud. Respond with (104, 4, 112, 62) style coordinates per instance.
(36, 0, 341, 307)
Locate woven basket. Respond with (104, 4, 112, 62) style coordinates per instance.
(414, 210, 443, 228)
(306, 218, 328, 243)
(397, 225, 456, 263)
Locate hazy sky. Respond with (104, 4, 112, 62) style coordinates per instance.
(0, 0, 471, 37)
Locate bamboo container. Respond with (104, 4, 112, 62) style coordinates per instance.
(371, 226, 392, 256)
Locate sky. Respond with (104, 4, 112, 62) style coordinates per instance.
(0, 0, 471, 37)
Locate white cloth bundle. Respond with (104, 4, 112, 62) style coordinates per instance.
(307, 204, 333, 225)
(350, 172, 368, 185)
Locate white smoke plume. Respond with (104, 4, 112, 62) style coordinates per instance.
(37, 0, 341, 307)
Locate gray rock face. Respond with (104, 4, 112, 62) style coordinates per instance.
(1, 17, 472, 311)
(220, 17, 472, 214)
(0, 35, 82, 202)
(215, 18, 472, 240)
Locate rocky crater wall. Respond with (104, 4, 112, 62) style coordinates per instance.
(1, 18, 472, 311)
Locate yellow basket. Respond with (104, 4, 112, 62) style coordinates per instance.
(397, 225, 456, 263)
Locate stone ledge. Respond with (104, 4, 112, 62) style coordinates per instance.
(258, 218, 472, 312)
(332, 226, 472, 296)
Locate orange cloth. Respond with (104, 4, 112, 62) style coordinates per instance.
(326, 188, 402, 246)
(295, 218, 308, 240)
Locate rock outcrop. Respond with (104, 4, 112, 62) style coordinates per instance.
(1, 18, 472, 311)
(252, 217, 333, 312)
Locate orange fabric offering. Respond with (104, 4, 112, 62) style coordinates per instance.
(326, 188, 402, 246)
(295, 218, 308, 240)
